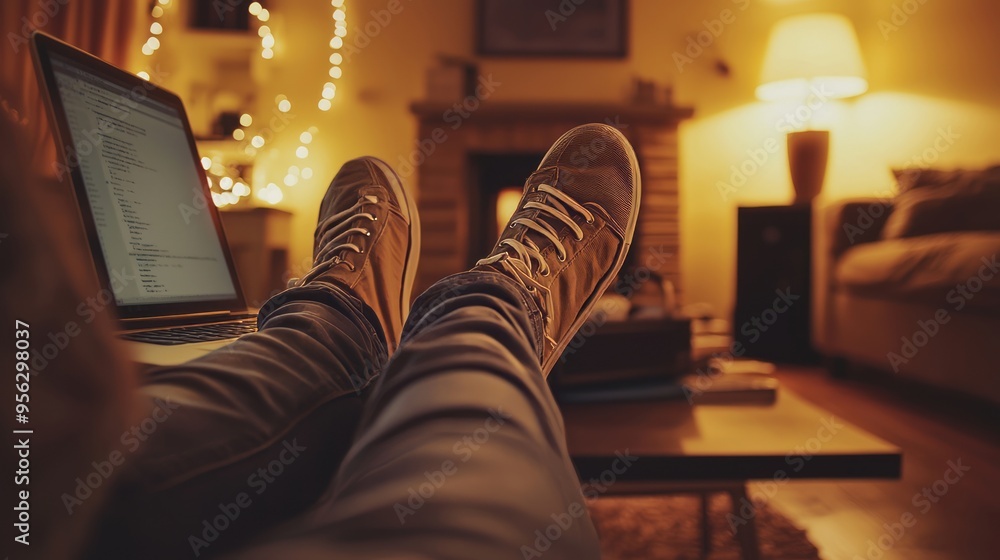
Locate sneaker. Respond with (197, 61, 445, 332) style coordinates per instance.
(290, 156, 420, 353)
(476, 123, 641, 374)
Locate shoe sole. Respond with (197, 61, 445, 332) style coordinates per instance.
(366, 157, 421, 326)
(539, 124, 642, 374)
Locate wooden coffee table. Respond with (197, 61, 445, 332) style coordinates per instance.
(561, 389, 901, 559)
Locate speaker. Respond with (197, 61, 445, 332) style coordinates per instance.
(733, 205, 817, 363)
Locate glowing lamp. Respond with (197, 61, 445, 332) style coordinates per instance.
(757, 13, 868, 102)
(757, 13, 867, 204)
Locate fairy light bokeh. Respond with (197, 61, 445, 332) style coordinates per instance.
(134, 0, 347, 208)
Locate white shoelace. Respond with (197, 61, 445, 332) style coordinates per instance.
(476, 184, 595, 345)
(288, 195, 379, 287)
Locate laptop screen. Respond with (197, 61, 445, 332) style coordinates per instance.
(49, 54, 238, 307)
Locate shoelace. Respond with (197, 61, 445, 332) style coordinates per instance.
(288, 194, 379, 287)
(476, 184, 595, 346)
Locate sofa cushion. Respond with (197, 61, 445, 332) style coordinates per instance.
(836, 232, 1000, 313)
(882, 166, 1000, 239)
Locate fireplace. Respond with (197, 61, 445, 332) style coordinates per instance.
(467, 152, 546, 264)
(409, 100, 693, 302)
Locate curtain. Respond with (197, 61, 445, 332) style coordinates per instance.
(1, 0, 138, 171)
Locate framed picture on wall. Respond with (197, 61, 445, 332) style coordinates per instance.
(476, 0, 628, 57)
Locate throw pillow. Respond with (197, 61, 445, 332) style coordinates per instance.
(882, 165, 1000, 238)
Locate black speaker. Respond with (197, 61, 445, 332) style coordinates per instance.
(733, 205, 817, 364)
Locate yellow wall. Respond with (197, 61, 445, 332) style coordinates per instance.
(147, 0, 1000, 320)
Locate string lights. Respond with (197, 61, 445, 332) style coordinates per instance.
(135, 0, 170, 79)
(136, 0, 347, 208)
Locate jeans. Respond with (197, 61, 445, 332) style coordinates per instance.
(85, 271, 600, 560)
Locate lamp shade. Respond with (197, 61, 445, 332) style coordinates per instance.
(756, 13, 868, 101)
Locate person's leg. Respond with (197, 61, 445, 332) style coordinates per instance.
(84, 156, 421, 559)
(82, 285, 383, 559)
(235, 123, 641, 560)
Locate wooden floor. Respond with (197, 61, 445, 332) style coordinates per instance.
(760, 367, 1000, 560)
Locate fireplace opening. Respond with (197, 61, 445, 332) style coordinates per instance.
(467, 152, 546, 267)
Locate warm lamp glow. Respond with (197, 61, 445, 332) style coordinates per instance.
(757, 13, 868, 101)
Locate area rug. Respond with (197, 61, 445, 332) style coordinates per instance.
(589, 494, 821, 560)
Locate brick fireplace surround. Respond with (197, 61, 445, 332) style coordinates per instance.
(409, 101, 694, 300)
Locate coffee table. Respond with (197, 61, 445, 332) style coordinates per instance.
(561, 389, 901, 559)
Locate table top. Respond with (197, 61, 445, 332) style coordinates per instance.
(562, 388, 901, 483)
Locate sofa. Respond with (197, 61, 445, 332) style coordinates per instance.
(812, 167, 1000, 406)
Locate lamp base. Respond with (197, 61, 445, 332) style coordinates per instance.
(787, 130, 829, 205)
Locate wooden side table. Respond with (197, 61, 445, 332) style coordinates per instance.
(220, 207, 292, 308)
(734, 205, 817, 364)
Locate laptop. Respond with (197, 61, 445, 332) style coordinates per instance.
(31, 32, 258, 366)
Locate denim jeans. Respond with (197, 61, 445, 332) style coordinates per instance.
(85, 271, 600, 560)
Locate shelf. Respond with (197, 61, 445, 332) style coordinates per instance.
(410, 100, 694, 124)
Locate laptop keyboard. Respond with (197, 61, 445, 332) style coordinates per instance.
(121, 319, 258, 345)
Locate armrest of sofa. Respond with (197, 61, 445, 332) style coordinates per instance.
(811, 198, 894, 353)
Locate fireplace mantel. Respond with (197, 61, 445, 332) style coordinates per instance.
(410, 101, 694, 125)
(407, 98, 693, 301)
